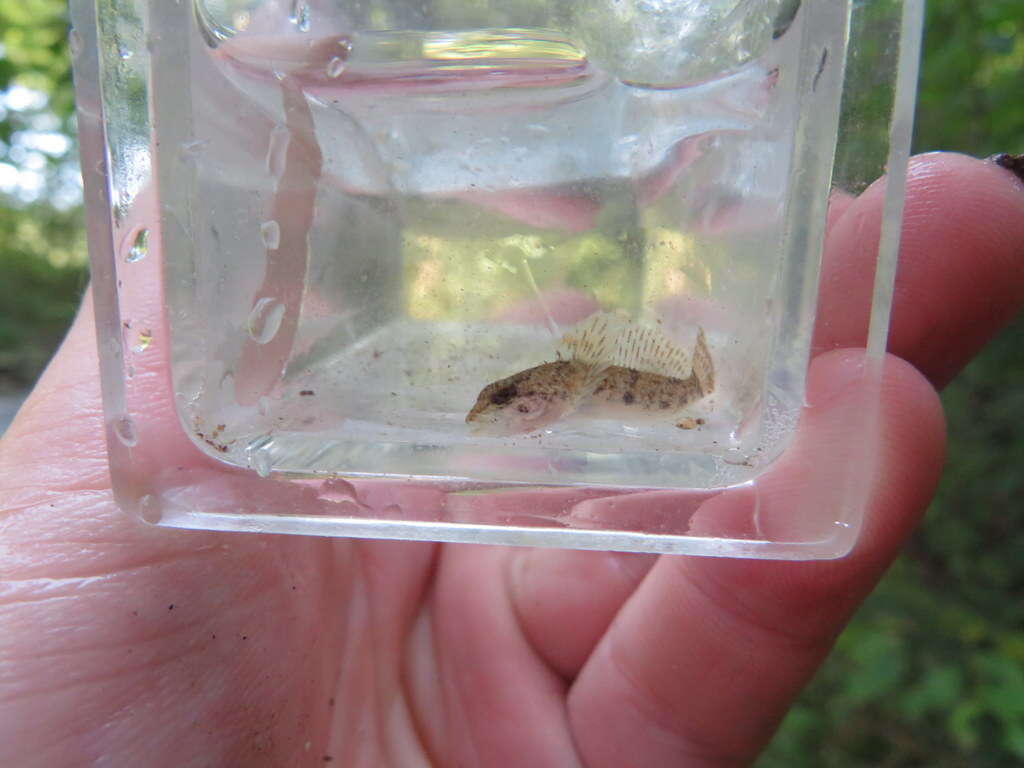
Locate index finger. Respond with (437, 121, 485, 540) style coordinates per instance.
(815, 152, 1024, 386)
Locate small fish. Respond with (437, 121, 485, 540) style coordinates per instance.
(466, 312, 714, 436)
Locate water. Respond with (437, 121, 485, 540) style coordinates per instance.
(156, 6, 821, 490)
(123, 226, 149, 262)
(246, 296, 286, 344)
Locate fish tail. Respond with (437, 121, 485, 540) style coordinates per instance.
(691, 327, 714, 397)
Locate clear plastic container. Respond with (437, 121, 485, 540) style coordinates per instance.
(70, 0, 923, 558)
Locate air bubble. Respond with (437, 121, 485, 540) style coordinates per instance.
(247, 297, 285, 344)
(326, 57, 345, 78)
(337, 37, 353, 55)
(266, 126, 290, 176)
(113, 415, 138, 446)
(260, 220, 281, 250)
(124, 228, 149, 263)
(290, 0, 310, 32)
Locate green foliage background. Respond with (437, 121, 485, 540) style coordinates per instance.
(0, 1, 1021, 764)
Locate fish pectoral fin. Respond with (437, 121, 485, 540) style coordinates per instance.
(579, 361, 612, 401)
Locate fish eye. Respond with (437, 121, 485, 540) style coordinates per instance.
(489, 384, 518, 406)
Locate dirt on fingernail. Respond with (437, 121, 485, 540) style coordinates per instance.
(990, 153, 1024, 184)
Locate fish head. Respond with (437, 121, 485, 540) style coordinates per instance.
(466, 368, 574, 436)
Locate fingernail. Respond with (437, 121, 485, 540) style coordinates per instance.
(990, 153, 1024, 184)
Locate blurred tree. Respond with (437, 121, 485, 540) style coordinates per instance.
(0, 202, 86, 388)
(0, 0, 76, 200)
(914, 0, 1024, 156)
(0, 0, 83, 391)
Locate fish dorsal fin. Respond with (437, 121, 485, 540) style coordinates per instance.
(691, 326, 715, 395)
(557, 311, 620, 366)
(556, 311, 619, 394)
(559, 311, 696, 380)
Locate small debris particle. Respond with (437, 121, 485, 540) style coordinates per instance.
(623, 391, 635, 405)
(372, 349, 382, 359)
(242, 635, 248, 640)
(299, 390, 315, 396)
(168, 604, 174, 611)
(328, 698, 335, 707)
(323, 757, 333, 763)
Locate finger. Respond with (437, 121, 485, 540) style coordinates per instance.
(508, 548, 656, 679)
(566, 350, 945, 767)
(411, 544, 582, 767)
(507, 152, 1024, 683)
(816, 152, 1024, 387)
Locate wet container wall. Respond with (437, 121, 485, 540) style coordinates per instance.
(71, 0, 923, 558)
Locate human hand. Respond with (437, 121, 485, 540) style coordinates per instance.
(2, 152, 1022, 766)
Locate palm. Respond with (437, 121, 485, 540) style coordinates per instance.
(2, 153, 1023, 767)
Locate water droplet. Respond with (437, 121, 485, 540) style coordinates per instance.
(247, 297, 286, 344)
(266, 126, 289, 176)
(260, 220, 281, 250)
(124, 228, 149, 263)
(132, 328, 153, 353)
(319, 478, 360, 506)
(249, 447, 272, 478)
(290, 0, 310, 32)
(68, 29, 83, 57)
(113, 415, 138, 446)
(337, 37, 353, 55)
(326, 57, 345, 78)
(118, 43, 133, 60)
(139, 494, 163, 524)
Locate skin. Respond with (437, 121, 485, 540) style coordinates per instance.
(1, 153, 1023, 766)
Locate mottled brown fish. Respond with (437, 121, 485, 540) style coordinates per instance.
(466, 312, 714, 436)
